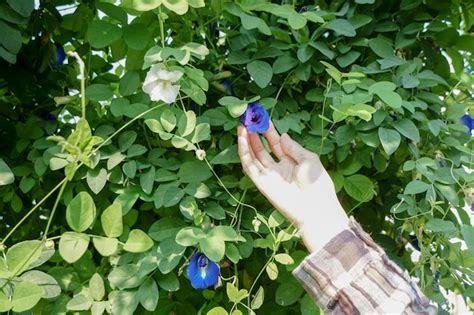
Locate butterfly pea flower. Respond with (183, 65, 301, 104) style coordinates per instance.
(187, 252, 220, 289)
(142, 63, 183, 104)
(240, 103, 270, 134)
(460, 114, 473, 135)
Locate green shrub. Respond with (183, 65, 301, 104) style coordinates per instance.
(0, 0, 473, 314)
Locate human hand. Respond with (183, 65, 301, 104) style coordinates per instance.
(237, 123, 349, 253)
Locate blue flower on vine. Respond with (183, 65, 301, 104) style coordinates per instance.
(187, 252, 220, 289)
(240, 103, 270, 134)
(460, 114, 473, 135)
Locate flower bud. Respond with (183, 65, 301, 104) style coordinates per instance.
(252, 218, 261, 232)
(196, 149, 206, 161)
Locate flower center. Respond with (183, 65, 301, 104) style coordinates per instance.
(251, 113, 260, 123)
(197, 255, 208, 268)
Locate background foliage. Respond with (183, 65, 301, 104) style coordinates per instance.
(0, 0, 473, 314)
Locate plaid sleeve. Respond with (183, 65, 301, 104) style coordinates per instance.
(292, 217, 437, 314)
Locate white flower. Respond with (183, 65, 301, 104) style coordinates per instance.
(142, 63, 183, 104)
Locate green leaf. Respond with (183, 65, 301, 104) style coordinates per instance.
(154, 184, 184, 208)
(209, 226, 245, 242)
(123, 24, 149, 50)
(131, 0, 162, 11)
(0, 291, 11, 313)
(191, 123, 210, 143)
(343, 174, 374, 202)
(461, 225, 474, 256)
(11, 281, 42, 312)
(251, 286, 264, 310)
(274, 253, 294, 265)
(240, 13, 271, 35)
(301, 294, 320, 315)
(6, 0, 33, 17)
(178, 161, 212, 183)
(425, 219, 456, 233)
(273, 55, 299, 74)
(393, 119, 420, 142)
(369, 37, 394, 58)
(140, 166, 155, 195)
(247, 60, 273, 88)
(0, 19, 22, 55)
(92, 236, 118, 256)
(86, 168, 107, 194)
(378, 127, 401, 155)
(266, 261, 278, 280)
(208, 307, 228, 315)
(177, 110, 196, 137)
(0, 158, 14, 185)
(200, 235, 225, 262)
(404, 180, 430, 194)
(6, 240, 42, 276)
(59, 232, 90, 263)
(275, 279, 304, 306)
(175, 227, 205, 246)
(101, 202, 123, 238)
(89, 273, 105, 301)
(160, 109, 176, 132)
(19, 270, 59, 299)
(86, 20, 123, 49)
(368, 81, 402, 109)
(336, 51, 361, 68)
(310, 42, 335, 59)
(109, 290, 139, 315)
(149, 217, 186, 241)
(67, 294, 92, 311)
(210, 145, 240, 164)
(86, 84, 114, 101)
(119, 71, 140, 96)
(123, 229, 154, 253)
(138, 278, 159, 311)
(66, 191, 96, 232)
(157, 272, 180, 292)
(162, 0, 189, 15)
(325, 19, 356, 37)
(226, 282, 248, 303)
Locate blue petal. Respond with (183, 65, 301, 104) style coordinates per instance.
(460, 114, 473, 134)
(186, 253, 220, 289)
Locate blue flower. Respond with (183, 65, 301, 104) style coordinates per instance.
(466, 66, 472, 74)
(460, 114, 473, 135)
(186, 252, 220, 289)
(240, 103, 270, 134)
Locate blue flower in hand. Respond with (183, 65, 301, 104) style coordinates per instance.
(240, 103, 270, 134)
(460, 114, 473, 135)
(187, 252, 220, 289)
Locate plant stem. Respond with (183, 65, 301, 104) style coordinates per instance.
(158, 7, 165, 48)
(43, 179, 68, 239)
(1, 178, 67, 245)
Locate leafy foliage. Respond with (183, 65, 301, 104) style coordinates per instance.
(0, 0, 473, 314)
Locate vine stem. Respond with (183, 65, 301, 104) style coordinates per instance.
(43, 179, 68, 239)
(158, 7, 165, 48)
(67, 51, 86, 118)
(1, 178, 66, 244)
(202, 154, 259, 215)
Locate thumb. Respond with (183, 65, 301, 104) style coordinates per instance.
(280, 133, 314, 163)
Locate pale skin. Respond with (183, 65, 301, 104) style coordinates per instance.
(237, 123, 349, 253)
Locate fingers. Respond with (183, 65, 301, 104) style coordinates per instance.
(280, 133, 315, 163)
(263, 122, 285, 160)
(248, 132, 276, 168)
(237, 126, 263, 180)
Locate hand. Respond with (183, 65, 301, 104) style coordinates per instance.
(237, 123, 349, 253)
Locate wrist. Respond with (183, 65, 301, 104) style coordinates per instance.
(298, 203, 349, 253)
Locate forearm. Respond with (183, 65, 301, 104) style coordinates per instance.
(293, 217, 437, 314)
